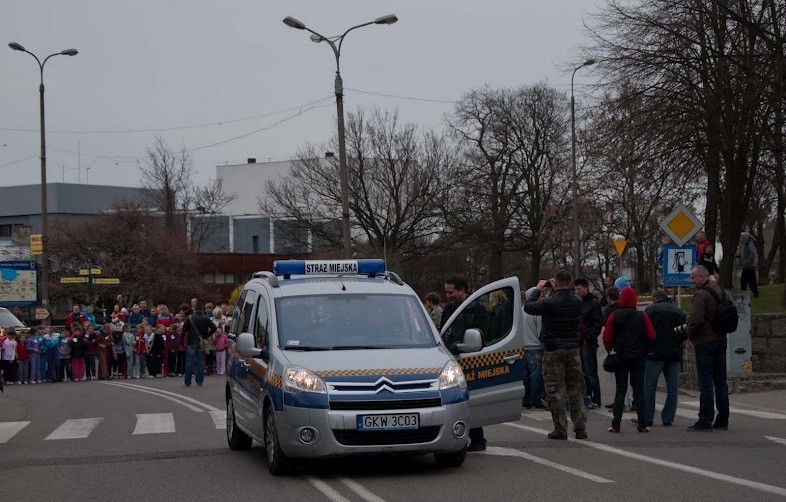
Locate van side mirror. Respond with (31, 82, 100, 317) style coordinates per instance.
(237, 332, 261, 358)
(456, 328, 483, 353)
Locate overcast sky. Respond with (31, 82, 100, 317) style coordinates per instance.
(1, 0, 601, 188)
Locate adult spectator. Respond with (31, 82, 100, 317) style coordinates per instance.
(522, 287, 546, 410)
(677, 265, 730, 431)
(602, 287, 656, 433)
(700, 243, 720, 282)
(601, 286, 624, 410)
(523, 269, 587, 440)
(65, 305, 86, 332)
(139, 300, 151, 319)
(115, 294, 127, 310)
(127, 305, 145, 330)
(575, 278, 603, 409)
(425, 292, 443, 330)
(641, 289, 687, 427)
(440, 276, 486, 452)
(737, 232, 759, 298)
(181, 305, 216, 387)
(694, 230, 709, 260)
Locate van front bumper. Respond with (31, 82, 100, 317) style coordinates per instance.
(275, 399, 470, 458)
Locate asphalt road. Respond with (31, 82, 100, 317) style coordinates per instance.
(2, 376, 786, 502)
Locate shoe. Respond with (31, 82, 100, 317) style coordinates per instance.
(531, 403, 548, 410)
(197, 383, 203, 387)
(587, 403, 599, 410)
(663, 422, 673, 427)
(638, 426, 651, 433)
(605, 403, 614, 409)
(713, 424, 728, 430)
(467, 441, 487, 452)
(575, 429, 588, 440)
(608, 426, 620, 433)
(687, 425, 713, 432)
(623, 406, 634, 413)
(547, 431, 568, 440)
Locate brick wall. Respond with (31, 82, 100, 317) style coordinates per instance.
(751, 313, 786, 373)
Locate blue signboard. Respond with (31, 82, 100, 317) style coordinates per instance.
(0, 261, 38, 307)
(662, 244, 697, 287)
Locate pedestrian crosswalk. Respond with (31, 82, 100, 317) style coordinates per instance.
(0, 412, 224, 445)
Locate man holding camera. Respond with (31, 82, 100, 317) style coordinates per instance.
(523, 269, 587, 440)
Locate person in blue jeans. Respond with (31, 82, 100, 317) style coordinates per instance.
(181, 305, 215, 387)
(641, 289, 687, 427)
(522, 287, 546, 408)
(677, 266, 730, 431)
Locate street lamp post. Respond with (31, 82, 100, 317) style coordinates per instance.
(9, 42, 78, 320)
(283, 14, 397, 259)
(570, 59, 595, 279)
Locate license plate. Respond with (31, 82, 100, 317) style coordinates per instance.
(357, 413, 419, 431)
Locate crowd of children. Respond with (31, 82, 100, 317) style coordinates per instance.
(0, 299, 231, 385)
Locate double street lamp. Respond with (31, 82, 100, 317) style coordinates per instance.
(9, 42, 78, 318)
(283, 14, 398, 259)
(570, 59, 595, 279)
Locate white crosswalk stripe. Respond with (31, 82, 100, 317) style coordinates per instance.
(209, 410, 226, 430)
(132, 413, 176, 435)
(0, 422, 30, 444)
(682, 401, 786, 420)
(45, 418, 104, 440)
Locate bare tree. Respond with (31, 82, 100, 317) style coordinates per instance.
(261, 108, 450, 262)
(585, 0, 776, 288)
(444, 83, 571, 282)
(139, 136, 235, 251)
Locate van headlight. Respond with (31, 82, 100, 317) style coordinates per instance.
(284, 367, 327, 394)
(439, 361, 467, 390)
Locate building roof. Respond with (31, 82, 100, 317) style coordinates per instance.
(0, 183, 146, 217)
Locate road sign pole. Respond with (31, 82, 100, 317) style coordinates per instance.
(677, 286, 682, 309)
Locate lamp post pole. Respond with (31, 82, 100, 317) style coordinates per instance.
(570, 59, 595, 279)
(9, 42, 78, 321)
(283, 15, 397, 259)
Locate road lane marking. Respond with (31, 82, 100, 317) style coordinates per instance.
(209, 410, 226, 429)
(0, 421, 30, 444)
(100, 381, 220, 411)
(682, 401, 786, 420)
(505, 422, 786, 497)
(132, 413, 175, 435)
(45, 418, 103, 440)
(339, 478, 388, 502)
(520, 410, 551, 422)
(306, 476, 352, 502)
(98, 382, 205, 412)
(766, 436, 786, 446)
(479, 446, 614, 483)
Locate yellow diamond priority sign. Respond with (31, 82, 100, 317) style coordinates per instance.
(659, 204, 702, 246)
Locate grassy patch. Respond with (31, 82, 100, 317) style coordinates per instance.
(668, 283, 785, 315)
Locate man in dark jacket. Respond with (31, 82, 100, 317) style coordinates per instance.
(181, 305, 216, 387)
(524, 269, 587, 440)
(677, 265, 729, 431)
(642, 289, 687, 427)
(575, 278, 603, 409)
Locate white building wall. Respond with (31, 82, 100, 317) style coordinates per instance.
(217, 160, 293, 215)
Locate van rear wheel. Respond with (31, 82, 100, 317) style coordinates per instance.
(226, 395, 252, 450)
(434, 446, 467, 467)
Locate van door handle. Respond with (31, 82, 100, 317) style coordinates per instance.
(504, 354, 519, 364)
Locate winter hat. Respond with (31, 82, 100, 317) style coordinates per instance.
(619, 287, 638, 308)
(614, 276, 632, 291)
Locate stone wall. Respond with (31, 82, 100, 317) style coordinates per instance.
(751, 313, 786, 373)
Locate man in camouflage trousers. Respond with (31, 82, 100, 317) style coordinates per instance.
(524, 269, 587, 440)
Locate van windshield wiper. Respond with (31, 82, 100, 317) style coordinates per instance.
(282, 345, 330, 351)
(330, 345, 389, 350)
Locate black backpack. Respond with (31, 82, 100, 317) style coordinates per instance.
(702, 286, 739, 334)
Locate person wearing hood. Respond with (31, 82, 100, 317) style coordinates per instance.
(521, 287, 546, 410)
(602, 287, 656, 432)
(736, 232, 759, 298)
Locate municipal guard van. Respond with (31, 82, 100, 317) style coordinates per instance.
(225, 259, 525, 475)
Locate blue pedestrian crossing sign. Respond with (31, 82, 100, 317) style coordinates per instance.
(662, 244, 697, 287)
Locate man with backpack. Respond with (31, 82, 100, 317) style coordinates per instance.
(676, 265, 731, 432)
(181, 304, 216, 387)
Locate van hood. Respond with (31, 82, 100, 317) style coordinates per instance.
(280, 346, 450, 380)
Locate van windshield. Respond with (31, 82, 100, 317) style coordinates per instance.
(275, 294, 437, 350)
